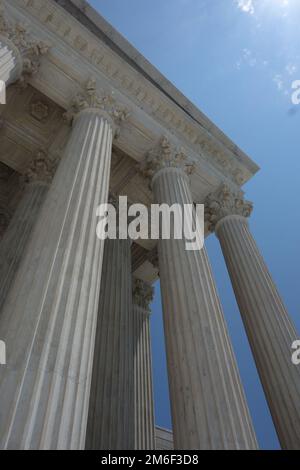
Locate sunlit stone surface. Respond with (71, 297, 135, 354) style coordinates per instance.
(0, 0, 295, 450)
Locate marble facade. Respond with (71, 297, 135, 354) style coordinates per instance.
(0, 0, 299, 450)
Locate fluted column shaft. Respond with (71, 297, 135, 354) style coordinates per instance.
(132, 280, 155, 450)
(0, 36, 22, 85)
(153, 167, 257, 449)
(216, 214, 300, 449)
(86, 238, 134, 450)
(0, 176, 50, 311)
(0, 107, 113, 449)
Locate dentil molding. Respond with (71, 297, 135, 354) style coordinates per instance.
(7, 0, 257, 186)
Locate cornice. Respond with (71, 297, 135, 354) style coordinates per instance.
(9, 0, 259, 188)
(62, 0, 259, 178)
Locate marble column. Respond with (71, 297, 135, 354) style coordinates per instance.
(86, 236, 134, 450)
(0, 35, 22, 85)
(205, 184, 300, 450)
(0, 79, 128, 449)
(0, 151, 54, 311)
(0, 7, 49, 86)
(132, 278, 155, 450)
(140, 137, 258, 450)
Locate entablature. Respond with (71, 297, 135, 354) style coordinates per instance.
(3, 0, 259, 206)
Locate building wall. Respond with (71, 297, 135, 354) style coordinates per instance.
(155, 426, 174, 450)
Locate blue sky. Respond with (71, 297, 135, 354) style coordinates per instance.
(89, 0, 300, 449)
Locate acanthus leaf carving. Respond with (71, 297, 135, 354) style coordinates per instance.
(22, 150, 57, 186)
(139, 136, 196, 181)
(63, 78, 130, 134)
(132, 278, 154, 312)
(16, 0, 252, 186)
(205, 183, 253, 232)
(0, 3, 50, 87)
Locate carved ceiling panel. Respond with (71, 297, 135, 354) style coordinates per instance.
(0, 85, 69, 173)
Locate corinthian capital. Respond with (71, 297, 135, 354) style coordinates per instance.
(132, 278, 154, 312)
(205, 183, 253, 231)
(0, 5, 50, 86)
(139, 136, 196, 181)
(64, 78, 130, 131)
(22, 150, 57, 186)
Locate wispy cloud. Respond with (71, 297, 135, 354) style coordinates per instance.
(273, 74, 284, 91)
(233, 0, 299, 101)
(285, 63, 297, 76)
(235, 48, 258, 70)
(235, 0, 291, 18)
(243, 48, 257, 67)
(235, 0, 255, 15)
(272, 73, 293, 97)
(235, 51, 297, 98)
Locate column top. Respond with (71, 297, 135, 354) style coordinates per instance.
(139, 136, 196, 185)
(132, 278, 154, 313)
(0, 5, 50, 86)
(205, 183, 253, 232)
(63, 78, 130, 133)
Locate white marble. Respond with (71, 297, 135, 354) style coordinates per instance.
(86, 237, 134, 450)
(141, 139, 258, 450)
(0, 0, 287, 452)
(206, 185, 300, 449)
(0, 36, 22, 85)
(132, 278, 155, 450)
(3, 0, 259, 194)
(0, 151, 54, 311)
(155, 426, 174, 451)
(0, 82, 117, 449)
(0, 6, 49, 86)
